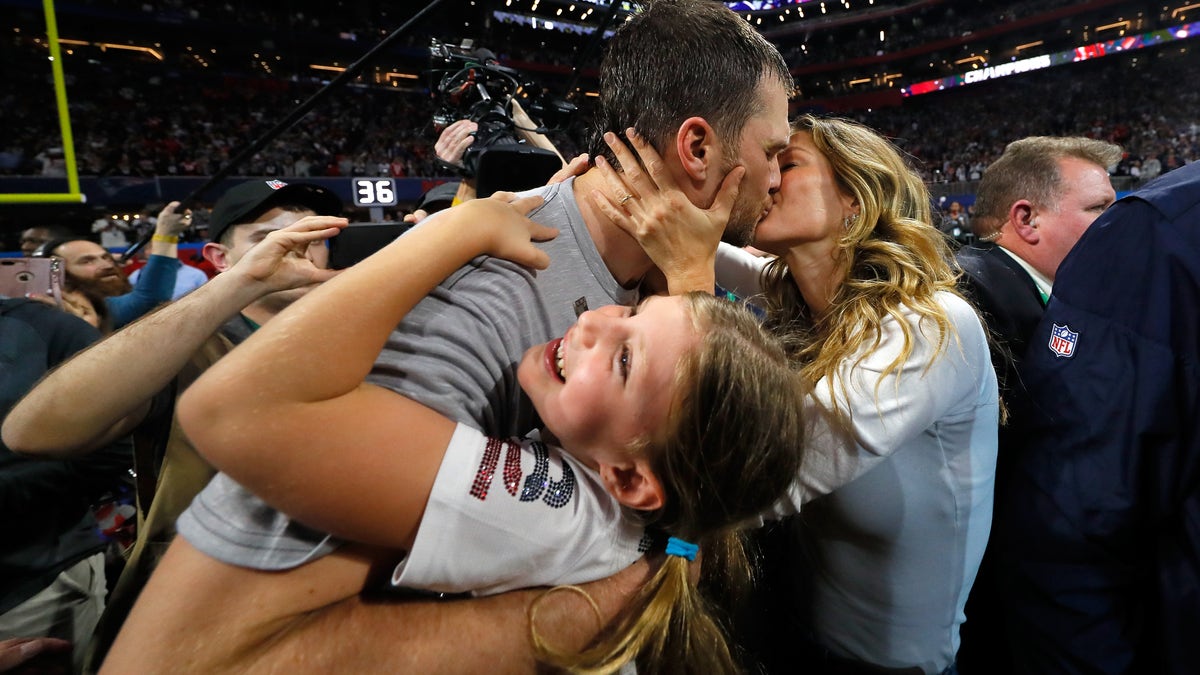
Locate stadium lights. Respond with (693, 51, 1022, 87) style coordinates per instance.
(1173, 3, 1200, 19)
(54, 38, 162, 60)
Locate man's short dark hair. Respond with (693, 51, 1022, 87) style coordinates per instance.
(590, 0, 793, 164)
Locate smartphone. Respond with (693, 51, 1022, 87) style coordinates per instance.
(0, 257, 64, 304)
(328, 222, 411, 270)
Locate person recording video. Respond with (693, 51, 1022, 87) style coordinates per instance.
(32, 202, 192, 331)
(432, 98, 567, 201)
(429, 39, 572, 198)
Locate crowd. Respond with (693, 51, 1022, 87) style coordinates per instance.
(778, 0, 1145, 74)
(846, 47, 1200, 186)
(0, 46, 448, 180)
(0, 36, 588, 183)
(6, 31, 1199, 192)
(2, 2, 1198, 674)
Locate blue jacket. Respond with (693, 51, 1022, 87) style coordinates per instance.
(106, 254, 179, 329)
(996, 162, 1200, 674)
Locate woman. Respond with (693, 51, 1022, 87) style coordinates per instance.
(590, 115, 998, 674)
(175, 194, 806, 674)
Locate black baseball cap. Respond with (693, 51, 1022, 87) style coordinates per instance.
(208, 180, 342, 243)
(415, 181, 461, 214)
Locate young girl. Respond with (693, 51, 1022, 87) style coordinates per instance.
(176, 193, 806, 673)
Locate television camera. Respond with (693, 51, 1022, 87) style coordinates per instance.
(428, 38, 576, 196)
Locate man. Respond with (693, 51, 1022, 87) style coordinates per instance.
(957, 136, 1121, 377)
(953, 136, 1122, 674)
(104, 1, 793, 671)
(941, 200, 970, 244)
(0, 297, 127, 673)
(997, 160, 1199, 673)
(18, 225, 72, 256)
(3, 179, 345, 670)
(37, 203, 193, 330)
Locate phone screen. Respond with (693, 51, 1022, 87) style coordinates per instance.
(327, 223, 411, 270)
(0, 257, 65, 303)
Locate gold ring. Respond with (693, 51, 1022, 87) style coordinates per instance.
(619, 194, 632, 205)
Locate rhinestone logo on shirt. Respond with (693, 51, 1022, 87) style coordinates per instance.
(471, 437, 576, 509)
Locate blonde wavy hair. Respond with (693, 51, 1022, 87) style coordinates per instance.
(759, 114, 964, 412)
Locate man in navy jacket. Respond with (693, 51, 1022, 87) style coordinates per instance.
(997, 160, 1200, 673)
(955, 136, 1121, 674)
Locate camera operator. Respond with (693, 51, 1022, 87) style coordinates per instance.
(427, 41, 572, 199)
(434, 98, 567, 203)
(405, 103, 584, 226)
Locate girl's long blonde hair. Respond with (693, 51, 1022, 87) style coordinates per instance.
(759, 115, 964, 412)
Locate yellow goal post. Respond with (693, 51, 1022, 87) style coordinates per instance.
(0, 0, 85, 204)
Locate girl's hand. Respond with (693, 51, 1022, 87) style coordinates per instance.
(588, 128, 744, 294)
(458, 193, 558, 269)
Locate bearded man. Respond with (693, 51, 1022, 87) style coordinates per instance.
(38, 202, 190, 330)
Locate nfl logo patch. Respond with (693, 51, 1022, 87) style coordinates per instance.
(265, 179, 288, 190)
(1048, 323, 1078, 358)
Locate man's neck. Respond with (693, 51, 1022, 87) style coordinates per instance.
(572, 170, 655, 288)
(993, 240, 1054, 299)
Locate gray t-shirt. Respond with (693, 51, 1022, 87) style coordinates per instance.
(177, 178, 639, 570)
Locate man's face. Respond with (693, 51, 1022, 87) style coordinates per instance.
(718, 76, 792, 247)
(20, 227, 52, 256)
(1033, 156, 1116, 279)
(55, 240, 132, 296)
(219, 207, 326, 308)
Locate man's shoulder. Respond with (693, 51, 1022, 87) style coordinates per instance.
(179, 329, 237, 387)
(1123, 161, 1200, 223)
(956, 245, 1032, 297)
(0, 298, 100, 342)
(956, 243, 1013, 275)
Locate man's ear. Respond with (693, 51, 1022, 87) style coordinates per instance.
(598, 459, 665, 512)
(1008, 200, 1040, 244)
(674, 117, 719, 185)
(201, 242, 232, 272)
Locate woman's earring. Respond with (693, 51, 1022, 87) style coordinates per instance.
(843, 213, 859, 229)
